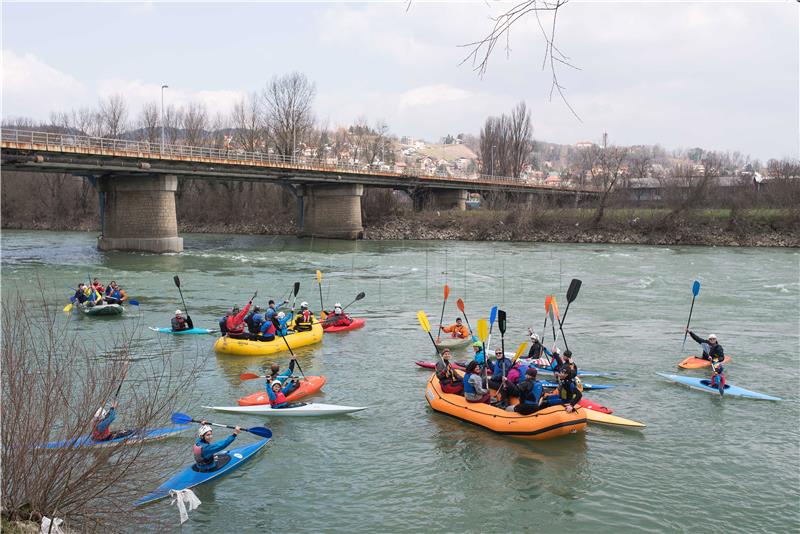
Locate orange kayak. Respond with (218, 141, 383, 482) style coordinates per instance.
(678, 355, 732, 369)
(237, 375, 327, 406)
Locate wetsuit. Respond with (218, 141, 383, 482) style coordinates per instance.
(689, 332, 725, 362)
(514, 378, 544, 415)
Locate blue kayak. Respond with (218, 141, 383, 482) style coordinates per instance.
(533, 364, 616, 378)
(41, 426, 190, 449)
(149, 326, 216, 335)
(135, 438, 269, 506)
(542, 380, 614, 391)
(657, 373, 781, 401)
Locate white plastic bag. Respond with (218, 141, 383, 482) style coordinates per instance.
(169, 488, 201, 524)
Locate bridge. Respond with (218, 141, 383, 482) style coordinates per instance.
(1, 129, 597, 252)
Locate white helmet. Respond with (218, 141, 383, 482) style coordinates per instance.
(175, 309, 182, 315)
(300, 301, 309, 308)
(198, 425, 213, 438)
(277, 311, 286, 319)
(94, 407, 107, 419)
(708, 334, 717, 340)
(334, 303, 342, 308)
(270, 380, 282, 389)
(530, 333, 539, 341)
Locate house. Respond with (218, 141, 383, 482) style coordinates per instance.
(575, 141, 594, 149)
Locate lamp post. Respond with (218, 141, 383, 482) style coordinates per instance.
(160, 84, 169, 153)
(491, 145, 496, 177)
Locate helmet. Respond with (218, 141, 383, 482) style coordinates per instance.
(563, 350, 572, 359)
(277, 311, 286, 319)
(714, 364, 724, 373)
(271, 380, 282, 390)
(175, 309, 182, 316)
(473, 340, 482, 348)
(708, 334, 717, 341)
(198, 425, 213, 438)
(530, 333, 539, 341)
(334, 303, 342, 308)
(254, 306, 262, 313)
(300, 301, 309, 308)
(94, 407, 107, 419)
(232, 306, 240, 314)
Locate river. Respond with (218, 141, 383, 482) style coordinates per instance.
(2, 230, 798, 532)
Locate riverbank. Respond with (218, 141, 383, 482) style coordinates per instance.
(3, 208, 797, 247)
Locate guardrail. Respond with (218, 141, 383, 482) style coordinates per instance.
(1, 128, 595, 192)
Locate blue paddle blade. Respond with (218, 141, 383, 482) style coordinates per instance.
(171, 412, 192, 425)
(248, 426, 272, 439)
(489, 306, 498, 326)
(692, 281, 700, 296)
(128, 299, 140, 306)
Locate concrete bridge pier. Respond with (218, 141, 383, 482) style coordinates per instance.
(96, 174, 183, 253)
(413, 188, 467, 211)
(299, 183, 364, 239)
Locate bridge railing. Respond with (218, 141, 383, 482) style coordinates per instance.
(1, 128, 593, 191)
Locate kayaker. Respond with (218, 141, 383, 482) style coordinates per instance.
(710, 364, 726, 394)
(292, 302, 314, 332)
(104, 281, 127, 305)
(194, 423, 240, 472)
(266, 379, 296, 408)
(686, 329, 725, 363)
(435, 348, 463, 394)
(323, 303, 352, 328)
(527, 331, 544, 359)
(544, 367, 582, 413)
(71, 283, 89, 305)
(266, 360, 296, 383)
(506, 368, 545, 415)
(440, 318, 469, 339)
(226, 300, 253, 339)
(463, 360, 490, 403)
(91, 402, 119, 441)
(472, 341, 486, 366)
(171, 310, 193, 332)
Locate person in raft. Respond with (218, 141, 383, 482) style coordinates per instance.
(171, 310, 193, 332)
(710, 364, 726, 394)
(92, 402, 121, 441)
(91, 278, 105, 295)
(686, 329, 725, 363)
(194, 423, 240, 472)
(506, 368, 545, 414)
(292, 302, 315, 332)
(488, 349, 514, 391)
(245, 306, 264, 336)
(70, 283, 89, 305)
(561, 350, 578, 376)
(436, 348, 463, 394)
(527, 331, 544, 359)
(266, 380, 297, 408)
(104, 281, 127, 305)
(225, 300, 253, 339)
(324, 303, 353, 327)
(472, 340, 486, 367)
(463, 360, 490, 403)
(440, 317, 469, 339)
(544, 367, 582, 413)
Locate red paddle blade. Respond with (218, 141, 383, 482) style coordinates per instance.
(444, 284, 450, 300)
(545, 295, 552, 311)
(456, 298, 465, 313)
(239, 373, 262, 381)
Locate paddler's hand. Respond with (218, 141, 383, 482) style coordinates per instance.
(565, 404, 574, 413)
(233, 426, 241, 435)
(111, 401, 118, 409)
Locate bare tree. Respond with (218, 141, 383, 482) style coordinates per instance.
(592, 145, 628, 225)
(507, 101, 534, 178)
(262, 72, 316, 156)
(163, 105, 183, 145)
(367, 119, 390, 164)
(231, 93, 264, 152)
(97, 95, 128, 138)
(479, 115, 510, 177)
(182, 102, 208, 146)
(137, 101, 160, 144)
(348, 117, 371, 164)
(627, 146, 653, 188)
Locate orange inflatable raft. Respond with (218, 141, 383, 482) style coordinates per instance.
(237, 376, 327, 406)
(424, 373, 587, 439)
(678, 355, 732, 369)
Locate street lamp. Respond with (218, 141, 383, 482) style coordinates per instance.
(491, 145, 496, 177)
(160, 84, 168, 153)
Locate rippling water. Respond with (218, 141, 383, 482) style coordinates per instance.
(2, 230, 798, 532)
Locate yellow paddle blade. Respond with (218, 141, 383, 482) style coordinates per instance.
(316, 270, 322, 283)
(513, 342, 528, 362)
(417, 310, 431, 333)
(477, 318, 488, 343)
(63, 303, 73, 312)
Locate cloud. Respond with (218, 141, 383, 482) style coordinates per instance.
(2, 50, 87, 118)
(399, 84, 472, 109)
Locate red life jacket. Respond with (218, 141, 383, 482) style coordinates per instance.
(91, 419, 111, 441)
(270, 390, 287, 406)
(193, 442, 213, 467)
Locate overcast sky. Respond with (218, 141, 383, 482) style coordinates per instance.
(3, 1, 798, 161)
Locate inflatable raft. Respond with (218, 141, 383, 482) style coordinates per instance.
(424, 373, 586, 439)
(323, 318, 365, 333)
(79, 303, 124, 316)
(678, 355, 732, 369)
(237, 376, 327, 406)
(214, 323, 323, 356)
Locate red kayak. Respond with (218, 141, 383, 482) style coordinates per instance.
(415, 362, 613, 414)
(237, 375, 327, 406)
(323, 318, 365, 333)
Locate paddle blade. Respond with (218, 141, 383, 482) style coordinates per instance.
(417, 310, 431, 333)
(247, 426, 273, 439)
(497, 309, 507, 334)
(456, 298, 465, 313)
(551, 298, 560, 321)
(443, 284, 450, 300)
(128, 299, 140, 306)
(171, 412, 193, 425)
(544, 295, 552, 312)
(239, 373, 262, 381)
(477, 318, 489, 343)
(173, 275, 181, 288)
(513, 342, 528, 362)
(63, 303, 73, 312)
(355, 292, 365, 301)
(316, 270, 322, 283)
(692, 280, 701, 296)
(293, 282, 300, 296)
(566, 279, 582, 303)
(489, 306, 498, 326)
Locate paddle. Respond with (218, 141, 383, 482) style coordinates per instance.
(316, 270, 324, 315)
(417, 310, 446, 366)
(240, 373, 303, 381)
(557, 279, 582, 352)
(171, 412, 272, 439)
(456, 298, 473, 336)
(496, 309, 508, 400)
(540, 295, 553, 344)
(681, 280, 701, 352)
(493, 341, 529, 401)
(291, 282, 300, 311)
(476, 317, 489, 386)
(487, 306, 498, 351)
(173, 275, 189, 317)
(113, 360, 130, 401)
(436, 284, 450, 341)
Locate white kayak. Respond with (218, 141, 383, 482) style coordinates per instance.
(204, 402, 367, 417)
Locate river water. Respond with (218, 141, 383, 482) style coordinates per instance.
(2, 230, 798, 532)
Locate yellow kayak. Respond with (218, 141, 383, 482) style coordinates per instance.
(582, 407, 646, 429)
(213, 323, 323, 356)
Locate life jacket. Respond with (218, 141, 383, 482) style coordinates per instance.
(463, 373, 477, 395)
(436, 361, 456, 383)
(193, 440, 214, 468)
(519, 380, 543, 406)
(91, 418, 111, 441)
(270, 390, 287, 406)
(108, 289, 122, 300)
(260, 320, 276, 336)
(245, 312, 256, 333)
(218, 317, 228, 335)
(294, 310, 313, 331)
(710, 373, 725, 388)
(516, 364, 529, 383)
(559, 379, 579, 401)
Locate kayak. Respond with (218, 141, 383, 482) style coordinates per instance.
(578, 398, 612, 414)
(149, 326, 216, 335)
(237, 376, 327, 406)
(435, 337, 473, 351)
(657, 373, 781, 401)
(214, 323, 323, 356)
(413, 361, 617, 388)
(425, 373, 587, 439)
(582, 408, 646, 429)
(323, 318, 365, 333)
(205, 402, 367, 416)
(40, 425, 190, 449)
(79, 303, 123, 316)
(678, 355, 732, 369)
(135, 438, 269, 506)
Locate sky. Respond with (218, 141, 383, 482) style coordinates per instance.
(2, 1, 798, 161)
